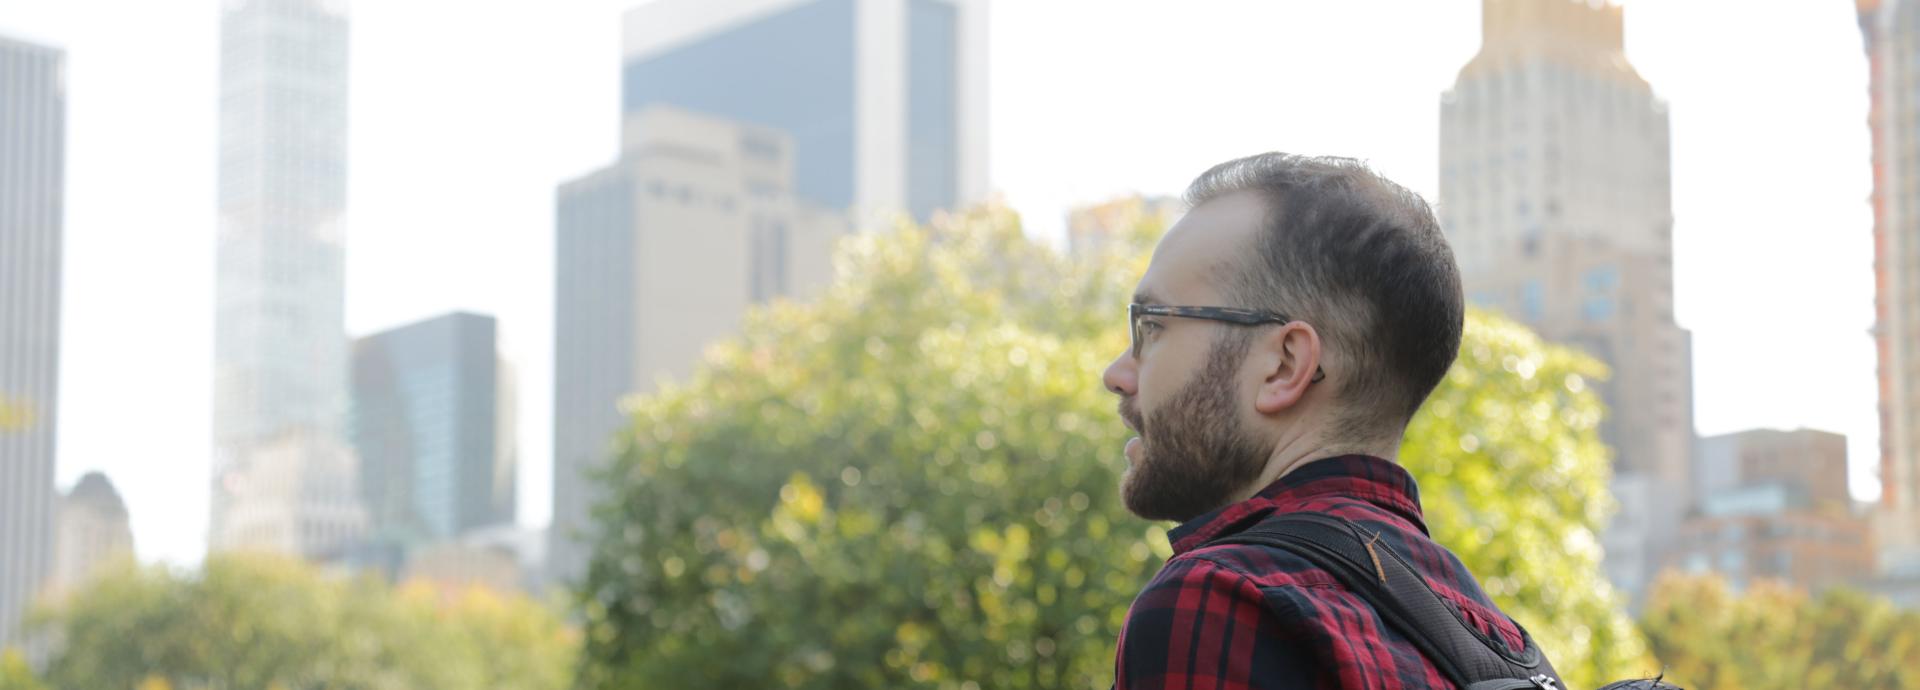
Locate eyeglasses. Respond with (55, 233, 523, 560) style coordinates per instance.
(1128, 303, 1327, 383)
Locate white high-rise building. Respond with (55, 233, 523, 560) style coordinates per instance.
(211, 0, 361, 559)
(1859, 0, 1920, 579)
(548, 105, 848, 584)
(0, 32, 64, 652)
(1439, 0, 1694, 601)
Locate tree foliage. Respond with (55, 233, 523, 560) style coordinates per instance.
(1403, 313, 1653, 686)
(1641, 573, 1920, 689)
(30, 554, 577, 690)
(0, 650, 45, 690)
(576, 203, 1644, 689)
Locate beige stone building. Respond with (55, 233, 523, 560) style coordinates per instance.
(548, 105, 849, 584)
(1664, 428, 1872, 594)
(48, 473, 134, 600)
(1693, 428, 1853, 518)
(1439, 0, 1693, 601)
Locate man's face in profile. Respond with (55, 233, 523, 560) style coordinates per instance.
(1103, 192, 1272, 522)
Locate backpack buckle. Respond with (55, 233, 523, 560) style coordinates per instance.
(1529, 675, 1559, 690)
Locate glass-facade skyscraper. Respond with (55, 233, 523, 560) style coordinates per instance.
(351, 312, 515, 548)
(211, 0, 362, 559)
(620, 0, 989, 222)
(0, 32, 64, 653)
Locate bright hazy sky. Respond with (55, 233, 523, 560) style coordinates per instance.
(0, 0, 1879, 566)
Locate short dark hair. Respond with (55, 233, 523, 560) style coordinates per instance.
(1184, 153, 1463, 440)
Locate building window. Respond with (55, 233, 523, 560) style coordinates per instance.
(739, 133, 782, 161)
(1583, 266, 1619, 292)
(1582, 296, 1614, 322)
(1520, 281, 1544, 322)
(1686, 553, 1709, 573)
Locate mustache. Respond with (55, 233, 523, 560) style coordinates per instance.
(1118, 399, 1146, 436)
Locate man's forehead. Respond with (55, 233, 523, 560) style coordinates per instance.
(1137, 192, 1265, 303)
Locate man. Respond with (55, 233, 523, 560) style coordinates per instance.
(1104, 152, 1545, 688)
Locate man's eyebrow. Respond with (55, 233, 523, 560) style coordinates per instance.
(1131, 291, 1161, 306)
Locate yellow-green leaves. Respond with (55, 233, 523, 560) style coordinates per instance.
(28, 554, 577, 690)
(1404, 307, 1650, 689)
(0, 650, 44, 690)
(1641, 573, 1920, 689)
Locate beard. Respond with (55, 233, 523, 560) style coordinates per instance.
(1119, 332, 1272, 522)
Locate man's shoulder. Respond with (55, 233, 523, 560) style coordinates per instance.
(1172, 541, 1344, 592)
(1159, 498, 1410, 593)
(1156, 508, 1528, 656)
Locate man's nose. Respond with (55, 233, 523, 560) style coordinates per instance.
(1102, 351, 1136, 397)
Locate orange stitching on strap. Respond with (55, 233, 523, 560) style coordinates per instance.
(1364, 531, 1388, 583)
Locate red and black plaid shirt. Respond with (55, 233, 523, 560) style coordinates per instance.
(1114, 454, 1527, 690)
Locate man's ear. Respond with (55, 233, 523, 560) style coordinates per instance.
(1254, 322, 1320, 415)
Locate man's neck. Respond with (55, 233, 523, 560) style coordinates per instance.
(1230, 427, 1400, 505)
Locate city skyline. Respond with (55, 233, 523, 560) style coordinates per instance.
(0, 0, 1882, 566)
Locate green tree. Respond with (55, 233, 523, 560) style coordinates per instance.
(1402, 312, 1653, 686)
(577, 204, 1644, 689)
(1641, 573, 1920, 689)
(31, 553, 577, 690)
(0, 649, 46, 690)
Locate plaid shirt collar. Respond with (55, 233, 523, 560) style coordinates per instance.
(1165, 454, 1427, 555)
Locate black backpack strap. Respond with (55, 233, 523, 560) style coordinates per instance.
(1210, 513, 1563, 690)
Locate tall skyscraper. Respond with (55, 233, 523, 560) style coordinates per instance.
(549, 105, 848, 584)
(1859, 0, 1920, 578)
(0, 32, 64, 653)
(1439, 0, 1694, 600)
(211, 0, 361, 559)
(620, 0, 990, 223)
(351, 312, 516, 550)
(49, 473, 135, 600)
